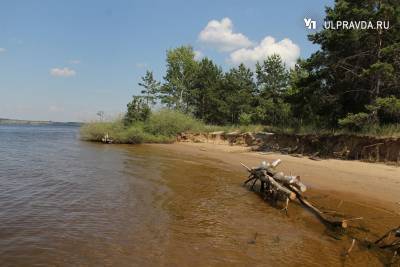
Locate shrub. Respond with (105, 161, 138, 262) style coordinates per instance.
(368, 96, 400, 124)
(144, 109, 205, 136)
(338, 112, 372, 131)
(80, 120, 125, 141)
(239, 112, 252, 125)
(81, 110, 209, 144)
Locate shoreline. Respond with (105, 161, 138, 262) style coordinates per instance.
(177, 131, 400, 165)
(150, 142, 400, 204)
(146, 142, 400, 234)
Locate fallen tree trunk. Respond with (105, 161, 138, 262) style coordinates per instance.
(242, 160, 351, 229)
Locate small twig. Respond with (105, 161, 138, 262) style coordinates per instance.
(391, 250, 398, 265)
(343, 217, 364, 223)
(240, 162, 252, 172)
(345, 239, 356, 257)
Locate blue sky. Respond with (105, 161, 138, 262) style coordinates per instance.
(0, 0, 333, 122)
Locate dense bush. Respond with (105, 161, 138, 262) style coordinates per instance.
(239, 113, 252, 125)
(338, 112, 373, 131)
(81, 110, 207, 144)
(369, 96, 400, 124)
(144, 109, 205, 136)
(80, 120, 125, 142)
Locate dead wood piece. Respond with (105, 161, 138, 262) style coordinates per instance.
(345, 239, 356, 256)
(374, 226, 400, 264)
(241, 160, 349, 229)
(375, 226, 400, 245)
(297, 194, 348, 228)
(309, 151, 321, 161)
(264, 173, 296, 200)
(240, 162, 252, 172)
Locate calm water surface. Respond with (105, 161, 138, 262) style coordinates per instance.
(0, 125, 384, 266)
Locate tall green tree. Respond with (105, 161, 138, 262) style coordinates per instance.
(256, 54, 289, 98)
(160, 45, 198, 112)
(191, 58, 224, 123)
(254, 55, 291, 125)
(124, 96, 151, 125)
(223, 64, 256, 124)
(138, 70, 160, 106)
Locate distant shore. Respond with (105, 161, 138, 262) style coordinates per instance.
(0, 118, 82, 126)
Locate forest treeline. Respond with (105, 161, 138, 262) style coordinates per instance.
(82, 0, 400, 144)
(126, 0, 399, 134)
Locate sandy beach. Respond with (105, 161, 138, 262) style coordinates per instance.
(149, 142, 400, 233)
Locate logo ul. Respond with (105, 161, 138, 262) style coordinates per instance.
(304, 18, 316, 29)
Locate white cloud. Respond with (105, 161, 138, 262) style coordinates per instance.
(69, 59, 81, 64)
(229, 36, 300, 68)
(194, 50, 203, 60)
(50, 67, 76, 77)
(198, 17, 252, 52)
(0, 48, 6, 53)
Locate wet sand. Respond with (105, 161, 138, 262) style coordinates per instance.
(149, 142, 400, 265)
(152, 142, 400, 211)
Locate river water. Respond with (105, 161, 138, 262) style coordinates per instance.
(0, 125, 388, 266)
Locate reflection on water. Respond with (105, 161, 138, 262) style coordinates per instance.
(0, 125, 386, 266)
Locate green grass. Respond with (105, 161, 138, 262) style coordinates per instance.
(80, 110, 204, 144)
(80, 120, 175, 144)
(80, 110, 400, 144)
(341, 123, 400, 137)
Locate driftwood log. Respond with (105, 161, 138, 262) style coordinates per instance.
(242, 160, 350, 228)
(375, 226, 400, 263)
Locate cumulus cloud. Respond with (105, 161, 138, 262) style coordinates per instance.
(229, 36, 300, 68)
(0, 48, 6, 53)
(50, 67, 76, 77)
(199, 17, 252, 52)
(194, 50, 203, 60)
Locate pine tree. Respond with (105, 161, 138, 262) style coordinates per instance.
(124, 96, 151, 125)
(224, 64, 256, 124)
(138, 70, 160, 106)
(254, 55, 291, 125)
